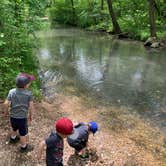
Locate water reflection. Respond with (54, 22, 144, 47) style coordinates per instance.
(36, 28, 166, 133)
(40, 48, 51, 59)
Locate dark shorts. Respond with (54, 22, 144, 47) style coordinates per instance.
(74, 143, 86, 152)
(69, 141, 87, 152)
(46, 162, 63, 166)
(10, 117, 28, 136)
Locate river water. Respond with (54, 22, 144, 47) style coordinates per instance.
(36, 28, 166, 134)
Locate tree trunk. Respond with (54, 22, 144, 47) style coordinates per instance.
(101, 0, 104, 10)
(106, 0, 121, 34)
(70, 0, 76, 25)
(148, 0, 157, 37)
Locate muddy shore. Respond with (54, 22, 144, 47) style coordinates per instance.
(0, 94, 165, 166)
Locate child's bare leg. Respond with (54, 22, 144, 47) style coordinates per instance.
(20, 135, 34, 152)
(11, 130, 17, 138)
(10, 130, 20, 143)
(79, 148, 86, 155)
(20, 135, 27, 147)
(78, 147, 89, 158)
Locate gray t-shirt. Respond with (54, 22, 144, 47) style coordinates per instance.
(7, 88, 33, 118)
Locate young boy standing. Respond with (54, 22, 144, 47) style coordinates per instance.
(4, 73, 35, 152)
(37, 117, 74, 166)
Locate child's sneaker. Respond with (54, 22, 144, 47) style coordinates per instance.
(20, 144, 34, 153)
(79, 153, 89, 160)
(9, 136, 20, 144)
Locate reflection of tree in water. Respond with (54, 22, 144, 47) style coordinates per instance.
(131, 52, 162, 112)
(98, 40, 120, 80)
(98, 41, 165, 114)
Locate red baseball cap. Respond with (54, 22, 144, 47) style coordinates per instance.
(19, 73, 35, 81)
(55, 117, 73, 135)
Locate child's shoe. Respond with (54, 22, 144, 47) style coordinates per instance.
(79, 153, 89, 160)
(20, 144, 34, 153)
(9, 136, 20, 144)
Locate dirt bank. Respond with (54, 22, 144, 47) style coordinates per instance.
(0, 94, 165, 166)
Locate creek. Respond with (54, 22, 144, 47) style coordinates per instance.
(36, 28, 166, 135)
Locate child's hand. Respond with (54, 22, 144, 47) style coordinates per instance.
(28, 115, 32, 125)
(73, 122, 78, 125)
(3, 100, 10, 117)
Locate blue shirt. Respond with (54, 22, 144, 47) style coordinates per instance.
(67, 123, 89, 151)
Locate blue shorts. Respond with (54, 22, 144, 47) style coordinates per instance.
(10, 117, 28, 136)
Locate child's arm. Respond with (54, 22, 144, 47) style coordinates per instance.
(29, 101, 34, 121)
(37, 140, 46, 161)
(3, 99, 10, 116)
(74, 122, 84, 128)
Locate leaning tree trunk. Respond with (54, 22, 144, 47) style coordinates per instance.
(106, 0, 121, 34)
(148, 0, 157, 37)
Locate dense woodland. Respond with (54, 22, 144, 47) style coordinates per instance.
(49, 0, 166, 39)
(0, 0, 165, 98)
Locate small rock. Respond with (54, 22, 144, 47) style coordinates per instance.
(151, 42, 160, 48)
(160, 42, 165, 47)
(27, 152, 31, 156)
(99, 160, 104, 164)
(144, 37, 156, 46)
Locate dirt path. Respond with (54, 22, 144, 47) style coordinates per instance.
(0, 95, 165, 166)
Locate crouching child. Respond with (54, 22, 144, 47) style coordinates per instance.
(67, 121, 98, 159)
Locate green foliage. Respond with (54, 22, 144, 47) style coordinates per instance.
(0, 57, 21, 97)
(75, 1, 101, 27)
(0, 0, 49, 99)
(49, 0, 102, 27)
(49, 0, 77, 26)
(48, 0, 166, 40)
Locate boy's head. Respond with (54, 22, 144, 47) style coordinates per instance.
(16, 73, 35, 88)
(55, 117, 73, 136)
(88, 121, 98, 134)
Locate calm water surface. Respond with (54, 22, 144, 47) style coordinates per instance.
(36, 28, 166, 134)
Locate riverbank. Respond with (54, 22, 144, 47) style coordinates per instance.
(0, 93, 165, 166)
(49, 23, 166, 49)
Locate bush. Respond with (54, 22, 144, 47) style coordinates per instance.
(0, 0, 44, 99)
